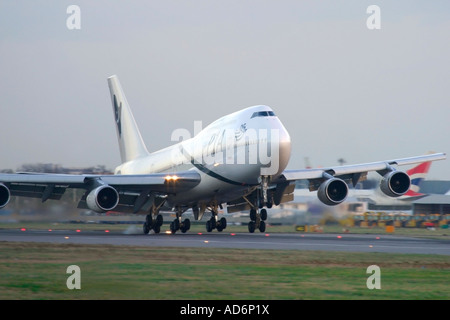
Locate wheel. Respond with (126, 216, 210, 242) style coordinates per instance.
(250, 208, 257, 221)
(209, 217, 216, 230)
(260, 209, 267, 221)
(170, 221, 177, 234)
(259, 220, 266, 232)
(183, 218, 191, 231)
(219, 217, 227, 230)
(217, 217, 224, 231)
(156, 214, 163, 227)
(248, 221, 256, 233)
(206, 220, 213, 232)
(153, 224, 161, 234)
(173, 219, 180, 230)
(181, 219, 190, 233)
(145, 215, 153, 227)
(143, 222, 150, 234)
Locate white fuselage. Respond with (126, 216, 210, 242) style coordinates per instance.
(114, 105, 291, 208)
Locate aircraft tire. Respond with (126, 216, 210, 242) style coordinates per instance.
(156, 214, 163, 227)
(220, 217, 227, 230)
(206, 220, 213, 232)
(260, 209, 267, 221)
(250, 209, 257, 221)
(181, 219, 191, 233)
(143, 222, 150, 234)
(170, 221, 178, 234)
(184, 218, 190, 231)
(248, 221, 256, 233)
(259, 221, 266, 233)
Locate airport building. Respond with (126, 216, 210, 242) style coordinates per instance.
(412, 195, 450, 215)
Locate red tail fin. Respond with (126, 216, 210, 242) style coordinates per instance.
(404, 161, 431, 197)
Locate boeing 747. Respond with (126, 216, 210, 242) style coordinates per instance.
(0, 75, 446, 233)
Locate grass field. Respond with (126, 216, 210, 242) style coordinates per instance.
(0, 240, 449, 300)
(1, 220, 449, 300)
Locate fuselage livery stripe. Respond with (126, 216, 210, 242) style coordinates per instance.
(179, 144, 252, 187)
(190, 160, 252, 187)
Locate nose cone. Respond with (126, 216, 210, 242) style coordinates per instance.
(276, 123, 291, 177)
(247, 105, 291, 178)
(260, 120, 291, 178)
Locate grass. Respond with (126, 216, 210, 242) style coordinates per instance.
(0, 242, 449, 300)
(1, 220, 449, 300)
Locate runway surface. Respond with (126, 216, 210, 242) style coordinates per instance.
(1, 228, 449, 255)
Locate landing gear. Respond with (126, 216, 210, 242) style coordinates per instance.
(206, 216, 227, 232)
(169, 207, 191, 234)
(205, 205, 227, 232)
(143, 214, 163, 234)
(142, 196, 166, 234)
(246, 175, 271, 233)
(170, 218, 191, 234)
(143, 204, 193, 235)
(248, 208, 267, 233)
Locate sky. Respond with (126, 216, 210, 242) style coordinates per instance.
(0, 1, 449, 179)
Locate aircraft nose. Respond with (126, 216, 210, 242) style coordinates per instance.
(261, 122, 291, 177)
(277, 125, 291, 176)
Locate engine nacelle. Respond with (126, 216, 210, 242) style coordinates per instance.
(0, 183, 10, 208)
(380, 171, 410, 197)
(317, 178, 348, 206)
(86, 185, 119, 213)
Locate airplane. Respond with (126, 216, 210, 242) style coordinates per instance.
(349, 160, 433, 205)
(282, 159, 435, 219)
(0, 75, 446, 234)
(292, 159, 434, 198)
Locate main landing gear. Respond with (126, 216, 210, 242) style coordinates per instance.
(205, 205, 227, 233)
(143, 214, 163, 234)
(169, 207, 191, 234)
(170, 217, 191, 234)
(248, 208, 267, 233)
(143, 196, 166, 234)
(206, 216, 227, 232)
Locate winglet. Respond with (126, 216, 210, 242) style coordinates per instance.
(107, 75, 150, 163)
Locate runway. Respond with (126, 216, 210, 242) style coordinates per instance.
(1, 228, 449, 255)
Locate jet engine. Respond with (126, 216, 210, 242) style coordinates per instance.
(380, 171, 410, 197)
(86, 185, 119, 213)
(0, 184, 10, 208)
(317, 177, 348, 206)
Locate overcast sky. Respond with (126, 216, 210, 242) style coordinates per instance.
(1, 1, 449, 179)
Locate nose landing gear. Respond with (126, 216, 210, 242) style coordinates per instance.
(247, 175, 271, 233)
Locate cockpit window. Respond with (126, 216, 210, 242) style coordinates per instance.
(251, 111, 276, 119)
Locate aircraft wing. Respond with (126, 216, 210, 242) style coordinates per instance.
(0, 171, 201, 213)
(280, 153, 446, 184)
(268, 152, 446, 206)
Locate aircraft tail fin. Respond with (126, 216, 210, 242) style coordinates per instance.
(404, 161, 432, 197)
(107, 75, 150, 164)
